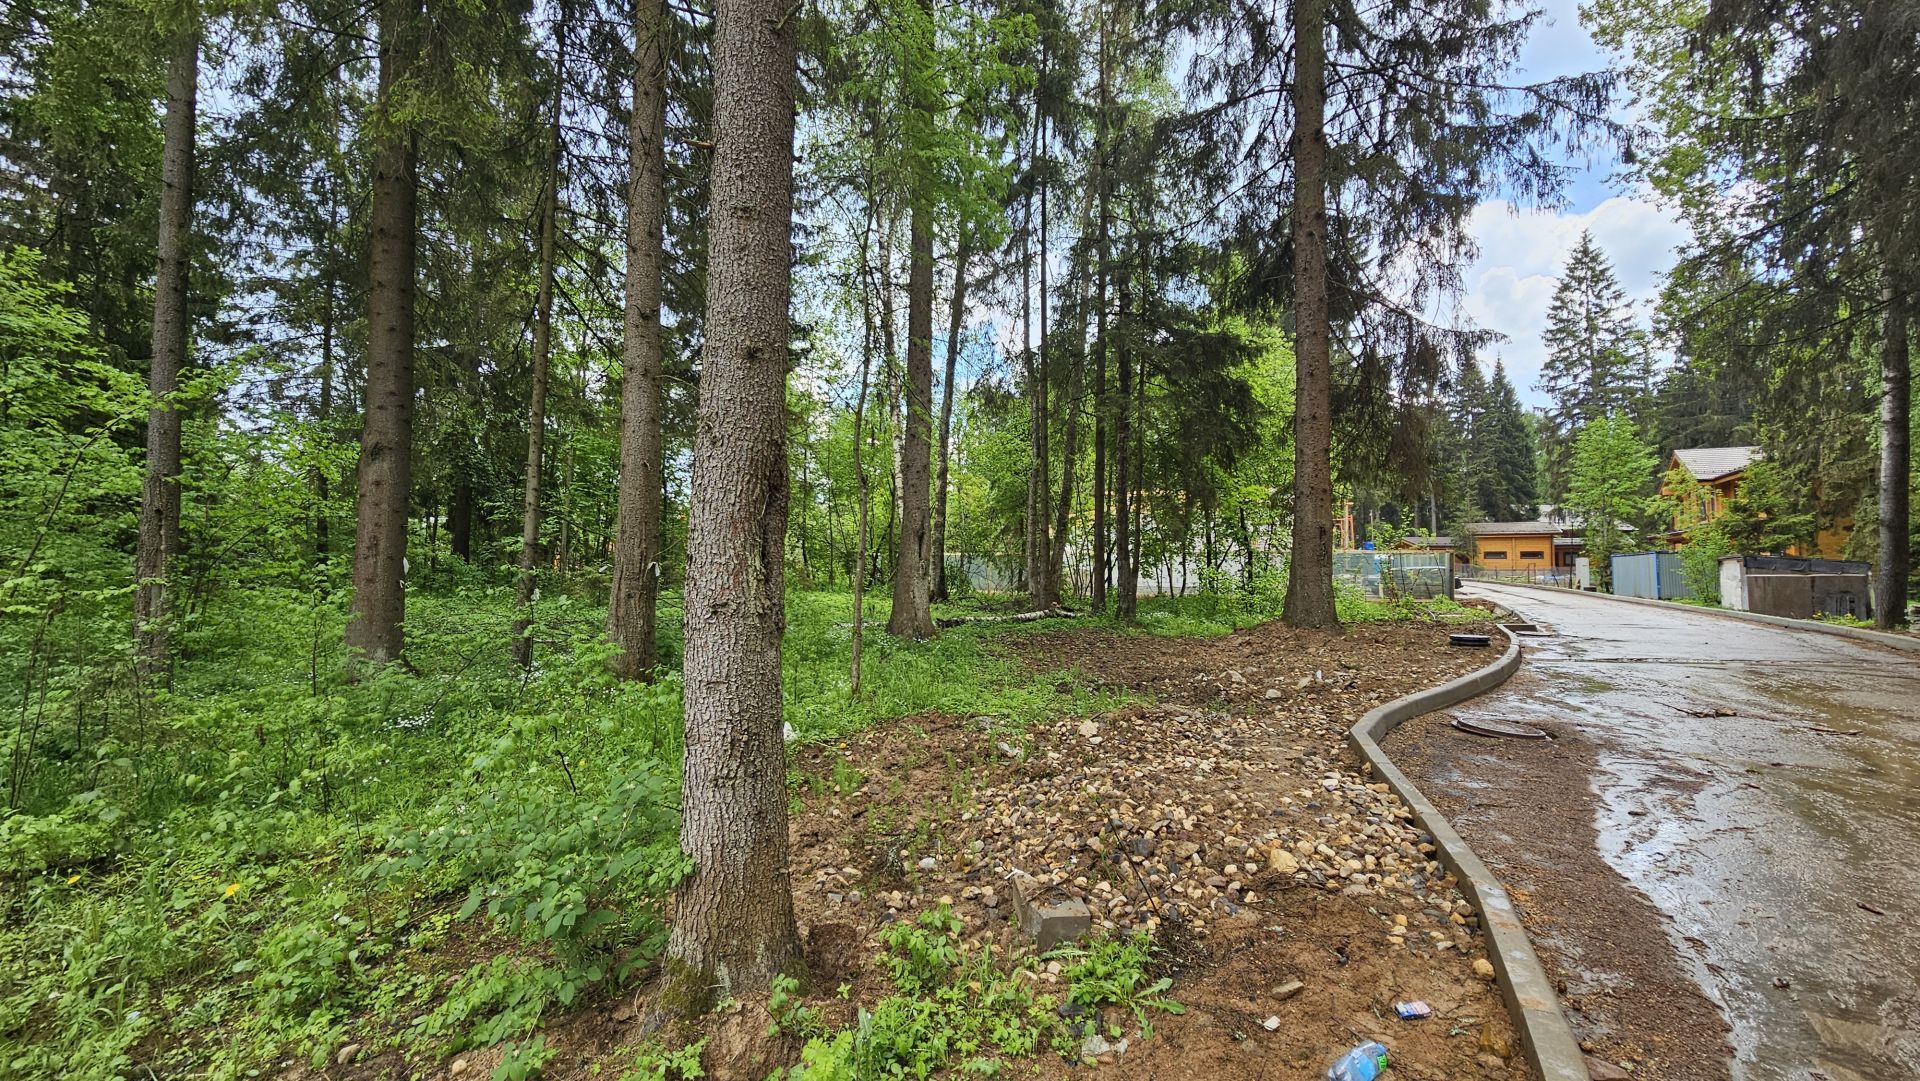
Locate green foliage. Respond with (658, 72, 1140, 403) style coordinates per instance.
(775, 909, 1179, 1081)
(1540, 232, 1652, 499)
(612, 1038, 707, 1080)
(1565, 414, 1663, 590)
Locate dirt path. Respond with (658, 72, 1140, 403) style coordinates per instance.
(773, 619, 1543, 1080)
(1392, 582, 1920, 1081)
(1386, 679, 1732, 1081)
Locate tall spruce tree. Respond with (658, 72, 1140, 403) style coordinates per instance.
(665, 0, 802, 997)
(1539, 231, 1648, 500)
(346, 0, 421, 668)
(1182, 0, 1612, 626)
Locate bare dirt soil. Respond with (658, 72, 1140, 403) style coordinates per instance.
(1386, 680, 1733, 1081)
(772, 618, 1537, 1080)
(349, 618, 1555, 1081)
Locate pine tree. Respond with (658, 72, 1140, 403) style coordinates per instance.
(134, 10, 198, 682)
(608, 0, 671, 680)
(1539, 231, 1648, 500)
(346, 0, 421, 668)
(666, 0, 802, 997)
(1484, 361, 1540, 521)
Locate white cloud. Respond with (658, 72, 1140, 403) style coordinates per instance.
(1457, 196, 1690, 407)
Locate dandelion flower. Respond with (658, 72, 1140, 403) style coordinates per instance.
(223, 882, 241, 899)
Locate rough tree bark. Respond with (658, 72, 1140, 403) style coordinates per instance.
(135, 22, 197, 682)
(1877, 286, 1910, 629)
(346, 0, 418, 667)
(1281, 0, 1339, 629)
(662, 0, 802, 999)
(608, 0, 670, 679)
(888, 198, 938, 638)
(512, 48, 565, 669)
(931, 235, 971, 602)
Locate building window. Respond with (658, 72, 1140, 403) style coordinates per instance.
(1483, 550, 1508, 560)
(1520, 549, 1545, 560)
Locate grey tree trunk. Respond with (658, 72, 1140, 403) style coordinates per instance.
(347, 0, 418, 667)
(1090, 7, 1110, 612)
(931, 236, 970, 603)
(663, 0, 802, 999)
(135, 23, 197, 682)
(313, 187, 338, 562)
(1031, 90, 1057, 609)
(513, 58, 565, 669)
(1877, 288, 1910, 629)
(1282, 0, 1339, 629)
(853, 208, 880, 695)
(608, 0, 670, 679)
(888, 201, 937, 638)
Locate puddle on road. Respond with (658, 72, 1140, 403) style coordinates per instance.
(1463, 586, 1920, 1080)
(1565, 660, 1920, 1080)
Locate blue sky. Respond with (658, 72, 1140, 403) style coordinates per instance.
(1458, 0, 1691, 408)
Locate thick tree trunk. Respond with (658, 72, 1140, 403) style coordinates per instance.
(664, 0, 801, 1000)
(134, 24, 197, 682)
(1877, 288, 1910, 629)
(608, 0, 670, 679)
(1282, 0, 1339, 629)
(888, 199, 937, 638)
(931, 236, 970, 603)
(512, 64, 564, 669)
(347, 0, 418, 667)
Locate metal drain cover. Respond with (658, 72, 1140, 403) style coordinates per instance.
(1450, 717, 1548, 740)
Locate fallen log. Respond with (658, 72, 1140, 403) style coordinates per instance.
(934, 606, 1076, 628)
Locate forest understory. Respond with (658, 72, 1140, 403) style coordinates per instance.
(274, 604, 1530, 1081)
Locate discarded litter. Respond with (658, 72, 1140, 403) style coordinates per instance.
(1262, 1015, 1282, 1031)
(1326, 1040, 1389, 1081)
(1395, 1000, 1433, 1020)
(1448, 633, 1492, 648)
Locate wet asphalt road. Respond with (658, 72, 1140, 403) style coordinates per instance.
(1461, 583, 1920, 1081)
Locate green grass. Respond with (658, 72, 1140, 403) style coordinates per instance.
(0, 583, 1127, 1081)
(0, 574, 1459, 1080)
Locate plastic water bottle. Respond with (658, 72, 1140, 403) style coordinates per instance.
(1326, 1041, 1389, 1081)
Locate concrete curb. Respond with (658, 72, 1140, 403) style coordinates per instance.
(1472, 580, 1920, 654)
(1347, 627, 1591, 1081)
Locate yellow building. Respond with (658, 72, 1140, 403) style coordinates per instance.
(1662, 446, 1759, 544)
(1460, 520, 1580, 572)
(1661, 446, 1852, 559)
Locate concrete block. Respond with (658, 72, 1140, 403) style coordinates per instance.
(1007, 870, 1090, 951)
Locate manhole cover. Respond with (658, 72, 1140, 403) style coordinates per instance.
(1450, 718, 1548, 740)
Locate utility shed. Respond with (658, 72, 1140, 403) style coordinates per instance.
(1612, 551, 1691, 600)
(1719, 554, 1873, 620)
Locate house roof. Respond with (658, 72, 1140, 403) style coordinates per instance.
(1463, 520, 1565, 536)
(1671, 446, 1761, 482)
